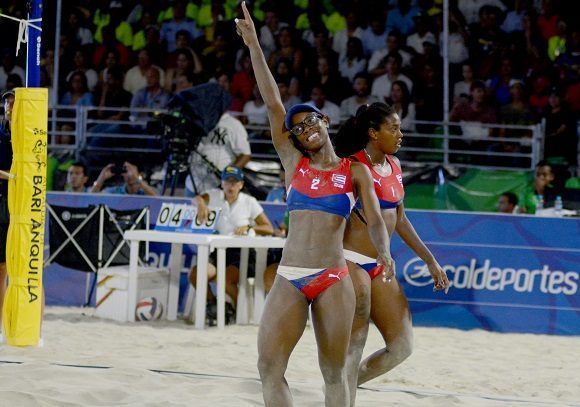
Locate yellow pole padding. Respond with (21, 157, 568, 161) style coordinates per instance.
(2, 88, 48, 347)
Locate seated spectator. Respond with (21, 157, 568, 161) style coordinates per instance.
(338, 37, 367, 83)
(66, 49, 98, 91)
(65, 162, 90, 193)
(496, 192, 519, 214)
(230, 51, 256, 112)
(305, 84, 341, 125)
(371, 52, 413, 102)
(131, 11, 156, 52)
(165, 47, 203, 93)
(129, 67, 171, 121)
(450, 80, 497, 139)
(361, 13, 388, 57)
(60, 71, 93, 108)
(368, 31, 413, 77)
(91, 161, 158, 196)
(276, 77, 301, 111)
(160, 0, 201, 53)
(459, 0, 506, 25)
(519, 161, 557, 214)
(175, 71, 195, 92)
(453, 62, 476, 105)
(202, 30, 237, 79)
(259, 8, 289, 59)
(386, 0, 420, 36)
(340, 72, 379, 119)
(65, 8, 93, 46)
(331, 10, 364, 59)
(242, 84, 268, 126)
(529, 74, 552, 115)
(92, 26, 131, 70)
(274, 58, 301, 100)
(94, 48, 123, 91)
(406, 13, 436, 56)
(467, 5, 508, 78)
(387, 80, 416, 132)
(166, 30, 204, 73)
(536, 0, 559, 42)
(189, 166, 274, 320)
(308, 54, 349, 104)
(267, 27, 304, 75)
(487, 57, 520, 106)
(124, 49, 166, 95)
(445, 19, 469, 65)
(95, 1, 133, 48)
(543, 87, 578, 165)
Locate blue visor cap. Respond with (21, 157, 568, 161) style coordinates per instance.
(284, 104, 323, 131)
(221, 165, 244, 181)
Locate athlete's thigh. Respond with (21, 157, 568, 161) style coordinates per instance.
(311, 276, 356, 364)
(258, 275, 309, 359)
(370, 277, 412, 343)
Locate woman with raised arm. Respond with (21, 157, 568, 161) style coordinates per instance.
(333, 102, 450, 406)
(235, 4, 394, 407)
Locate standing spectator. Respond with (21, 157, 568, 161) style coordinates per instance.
(331, 10, 364, 59)
(387, 80, 416, 132)
(65, 162, 90, 193)
(186, 85, 252, 196)
(305, 84, 341, 125)
(92, 161, 158, 196)
(0, 51, 25, 90)
(189, 166, 274, 321)
(124, 49, 166, 95)
(371, 52, 413, 102)
(129, 67, 171, 120)
(338, 37, 367, 83)
(340, 72, 379, 118)
(160, 0, 201, 53)
(496, 192, 519, 213)
(543, 87, 578, 165)
(361, 13, 388, 57)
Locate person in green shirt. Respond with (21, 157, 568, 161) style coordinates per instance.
(519, 161, 556, 214)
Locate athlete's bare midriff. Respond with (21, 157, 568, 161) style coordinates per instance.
(280, 210, 347, 269)
(343, 207, 398, 259)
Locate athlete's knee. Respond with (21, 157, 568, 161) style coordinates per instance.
(257, 350, 283, 380)
(320, 363, 347, 385)
(389, 331, 414, 362)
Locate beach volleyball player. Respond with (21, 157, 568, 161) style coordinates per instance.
(235, 3, 394, 406)
(333, 103, 450, 403)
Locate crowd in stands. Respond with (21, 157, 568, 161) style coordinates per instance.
(0, 0, 578, 171)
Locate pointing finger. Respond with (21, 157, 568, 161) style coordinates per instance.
(241, 1, 251, 20)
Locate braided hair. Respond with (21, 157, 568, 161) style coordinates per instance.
(332, 102, 396, 158)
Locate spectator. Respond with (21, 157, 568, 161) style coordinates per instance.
(267, 27, 304, 75)
(129, 67, 171, 120)
(66, 49, 98, 91)
(468, 5, 509, 78)
(265, 168, 286, 203)
(536, 0, 559, 42)
(91, 161, 158, 196)
(368, 30, 413, 77)
(543, 87, 578, 165)
(203, 31, 236, 79)
(496, 191, 519, 213)
(308, 55, 349, 104)
(230, 51, 256, 112)
(2, 73, 22, 92)
(92, 25, 131, 69)
(65, 162, 90, 193)
(387, 0, 420, 36)
(185, 84, 252, 196)
(274, 58, 301, 100)
(124, 49, 166, 95)
(371, 52, 413, 102)
(338, 37, 367, 83)
(175, 71, 195, 92)
(519, 161, 557, 214)
(450, 80, 497, 139)
(458, 0, 507, 25)
(547, 19, 567, 62)
(189, 166, 274, 320)
(529, 74, 552, 114)
(243, 84, 268, 126)
(305, 84, 341, 125)
(361, 13, 388, 57)
(60, 71, 93, 107)
(276, 77, 301, 111)
(406, 13, 436, 56)
(165, 48, 202, 93)
(387, 80, 416, 132)
(131, 10, 156, 52)
(487, 57, 521, 106)
(501, 0, 528, 33)
(160, 0, 201, 53)
(95, 49, 122, 90)
(95, 1, 133, 48)
(65, 8, 93, 45)
(445, 19, 470, 65)
(331, 10, 364, 59)
(259, 8, 289, 59)
(453, 62, 476, 104)
(555, 27, 580, 82)
(340, 72, 380, 119)
(0, 51, 25, 90)
(166, 30, 204, 74)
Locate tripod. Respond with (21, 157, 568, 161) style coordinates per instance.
(160, 150, 221, 197)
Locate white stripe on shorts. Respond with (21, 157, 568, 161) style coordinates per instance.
(343, 249, 375, 265)
(277, 265, 325, 281)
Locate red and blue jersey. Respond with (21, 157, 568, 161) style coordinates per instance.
(286, 157, 355, 218)
(351, 150, 404, 209)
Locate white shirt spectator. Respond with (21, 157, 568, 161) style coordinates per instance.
(243, 101, 268, 125)
(332, 27, 364, 58)
(260, 22, 289, 59)
(76, 27, 94, 45)
(458, 0, 507, 25)
(368, 48, 412, 71)
(445, 32, 469, 64)
(305, 100, 341, 125)
(453, 80, 472, 100)
(340, 95, 380, 119)
(0, 65, 25, 89)
(123, 65, 166, 94)
(338, 56, 367, 82)
(66, 69, 98, 91)
(186, 113, 251, 194)
(406, 31, 436, 55)
(204, 188, 264, 235)
(371, 73, 413, 101)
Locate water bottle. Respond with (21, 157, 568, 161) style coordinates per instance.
(554, 196, 563, 217)
(535, 194, 544, 212)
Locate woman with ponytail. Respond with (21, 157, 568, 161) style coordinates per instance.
(333, 102, 450, 405)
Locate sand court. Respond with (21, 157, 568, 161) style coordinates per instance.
(0, 306, 578, 406)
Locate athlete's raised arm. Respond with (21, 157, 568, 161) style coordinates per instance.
(235, 2, 301, 170)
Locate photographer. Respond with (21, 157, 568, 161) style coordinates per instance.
(91, 161, 158, 196)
